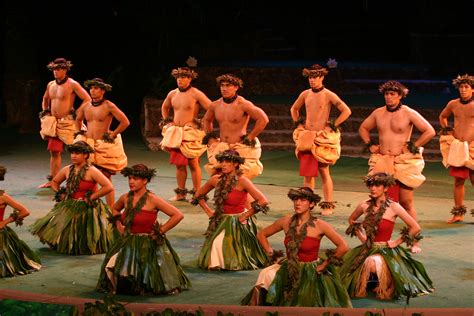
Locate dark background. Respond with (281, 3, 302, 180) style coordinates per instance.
(1, 0, 473, 131)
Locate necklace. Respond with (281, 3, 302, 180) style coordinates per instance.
(55, 76, 69, 85)
(460, 96, 473, 105)
(223, 94, 238, 104)
(91, 98, 106, 107)
(386, 102, 402, 112)
(311, 86, 325, 93)
(178, 85, 192, 93)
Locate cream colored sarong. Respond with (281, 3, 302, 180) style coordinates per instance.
(293, 126, 341, 165)
(75, 134, 128, 173)
(160, 123, 206, 159)
(368, 150, 426, 189)
(439, 135, 474, 170)
(205, 139, 263, 179)
(40, 115, 77, 145)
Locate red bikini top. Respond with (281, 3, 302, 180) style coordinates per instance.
(71, 179, 97, 199)
(284, 234, 321, 262)
(374, 218, 395, 242)
(0, 205, 5, 221)
(223, 189, 247, 214)
(121, 209, 158, 234)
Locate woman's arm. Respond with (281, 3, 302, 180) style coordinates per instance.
(112, 193, 126, 235)
(387, 203, 421, 248)
(0, 194, 30, 229)
(239, 177, 268, 221)
(88, 167, 114, 201)
(192, 176, 217, 217)
(153, 195, 184, 234)
(317, 219, 349, 273)
(51, 166, 68, 192)
(256, 217, 286, 256)
(347, 202, 367, 242)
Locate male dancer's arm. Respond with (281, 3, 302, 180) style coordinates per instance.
(244, 102, 269, 140)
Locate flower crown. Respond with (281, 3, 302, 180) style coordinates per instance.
(121, 164, 157, 181)
(364, 172, 396, 187)
(287, 187, 322, 203)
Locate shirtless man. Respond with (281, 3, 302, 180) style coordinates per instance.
(290, 64, 351, 215)
(359, 81, 435, 253)
(75, 78, 129, 207)
(39, 58, 91, 188)
(160, 67, 211, 201)
(439, 74, 474, 223)
(203, 74, 269, 180)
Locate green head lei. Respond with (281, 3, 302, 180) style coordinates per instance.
(84, 78, 113, 92)
(378, 80, 409, 98)
(452, 74, 474, 88)
(47, 57, 73, 70)
(364, 172, 396, 187)
(216, 74, 243, 88)
(67, 141, 95, 154)
(215, 150, 245, 165)
(302, 64, 328, 78)
(287, 187, 322, 204)
(171, 67, 198, 79)
(121, 164, 157, 182)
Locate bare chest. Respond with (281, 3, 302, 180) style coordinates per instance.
(84, 105, 111, 122)
(304, 93, 331, 115)
(49, 84, 73, 100)
(453, 104, 474, 122)
(376, 112, 412, 134)
(215, 104, 247, 124)
(171, 93, 197, 112)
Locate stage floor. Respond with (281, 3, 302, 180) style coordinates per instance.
(0, 129, 473, 309)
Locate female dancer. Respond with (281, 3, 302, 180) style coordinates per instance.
(96, 164, 190, 295)
(192, 149, 269, 270)
(30, 141, 114, 255)
(0, 165, 41, 277)
(340, 172, 433, 300)
(242, 187, 351, 307)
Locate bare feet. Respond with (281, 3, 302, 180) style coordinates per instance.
(410, 243, 422, 254)
(38, 181, 52, 188)
(447, 215, 464, 224)
(168, 195, 187, 202)
(321, 209, 334, 216)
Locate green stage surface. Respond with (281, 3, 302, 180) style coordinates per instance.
(0, 129, 473, 309)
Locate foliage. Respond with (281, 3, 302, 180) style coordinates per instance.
(83, 295, 132, 316)
(0, 298, 78, 316)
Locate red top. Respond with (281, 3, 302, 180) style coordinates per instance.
(121, 209, 158, 234)
(0, 205, 5, 221)
(223, 189, 247, 214)
(374, 218, 395, 242)
(71, 180, 97, 199)
(284, 235, 321, 262)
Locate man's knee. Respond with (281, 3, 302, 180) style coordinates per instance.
(50, 151, 61, 157)
(454, 177, 466, 187)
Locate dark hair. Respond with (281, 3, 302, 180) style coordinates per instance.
(0, 165, 6, 181)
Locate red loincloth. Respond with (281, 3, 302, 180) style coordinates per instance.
(298, 151, 318, 177)
(386, 182, 400, 202)
(449, 166, 471, 179)
(47, 137, 64, 152)
(170, 149, 188, 166)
